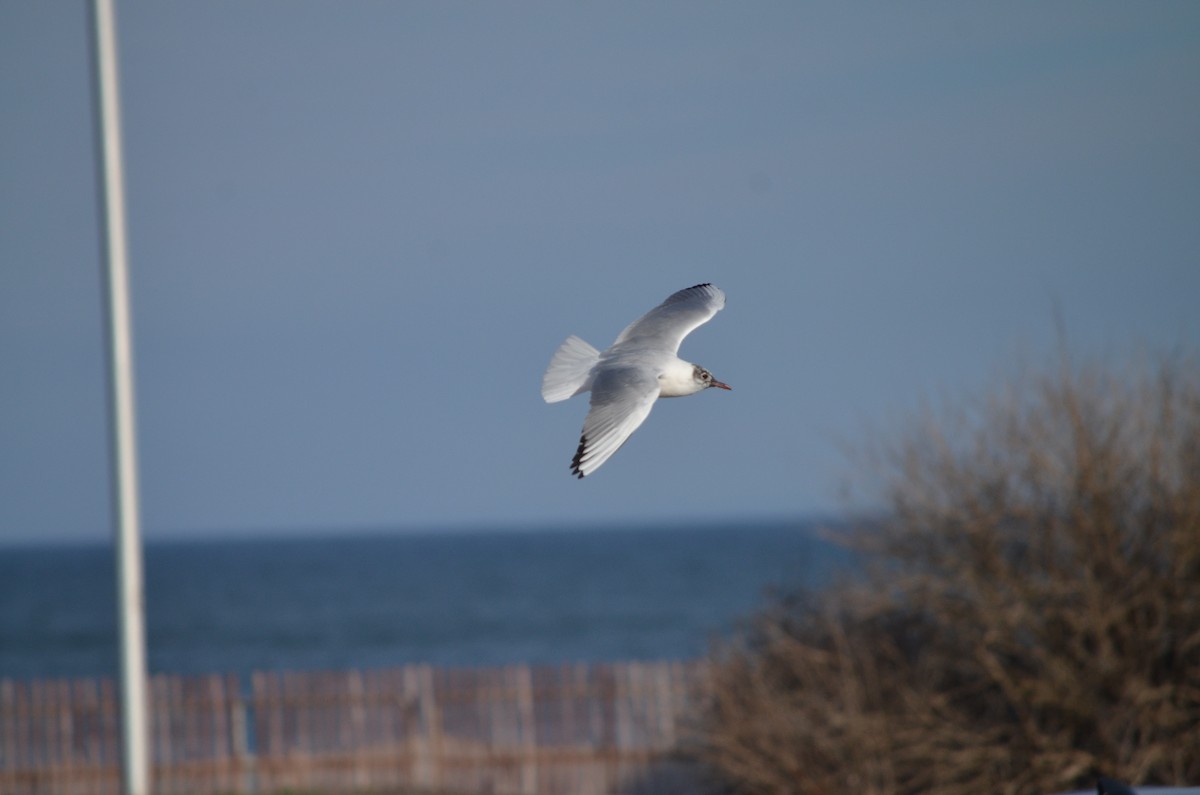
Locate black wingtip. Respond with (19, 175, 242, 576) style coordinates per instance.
(570, 435, 588, 478)
(662, 283, 720, 307)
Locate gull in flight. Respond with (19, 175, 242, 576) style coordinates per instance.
(542, 283, 731, 478)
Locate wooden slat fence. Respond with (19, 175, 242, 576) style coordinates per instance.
(0, 660, 705, 795)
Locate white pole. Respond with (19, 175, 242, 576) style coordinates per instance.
(89, 1, 151, 794)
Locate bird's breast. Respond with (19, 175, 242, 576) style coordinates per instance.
(656, 360, 703, 397)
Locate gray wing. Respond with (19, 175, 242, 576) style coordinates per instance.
(610, 283, 725, 354)
(570, 365, 660, 478)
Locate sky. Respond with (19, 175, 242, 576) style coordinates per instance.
(2, 3, 1198, 544)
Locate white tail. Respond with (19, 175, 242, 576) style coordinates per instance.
(541, 335, 601, 403)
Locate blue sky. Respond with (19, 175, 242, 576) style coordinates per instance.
(2, 3, 1198, 543)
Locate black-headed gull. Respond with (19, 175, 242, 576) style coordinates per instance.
(542, 283, 731, 478)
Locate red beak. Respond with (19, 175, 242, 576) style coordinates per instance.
(711, 379, 731, 391)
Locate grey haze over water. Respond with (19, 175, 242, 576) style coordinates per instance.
(1, 521, 851, 680)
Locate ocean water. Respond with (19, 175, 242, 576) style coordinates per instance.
(0, 521, 853, 680)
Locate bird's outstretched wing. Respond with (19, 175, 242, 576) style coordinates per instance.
(570, 365, 660, 478)
(610, 283, 725, 354)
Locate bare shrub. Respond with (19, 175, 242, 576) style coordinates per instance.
(692, 354, 1200, 795)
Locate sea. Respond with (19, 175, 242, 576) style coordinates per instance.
(0, 520, 854, 681)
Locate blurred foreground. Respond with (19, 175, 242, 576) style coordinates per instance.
(1, 660, 702, 795)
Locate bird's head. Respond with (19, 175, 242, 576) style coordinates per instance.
(694, 365, 731, 391)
